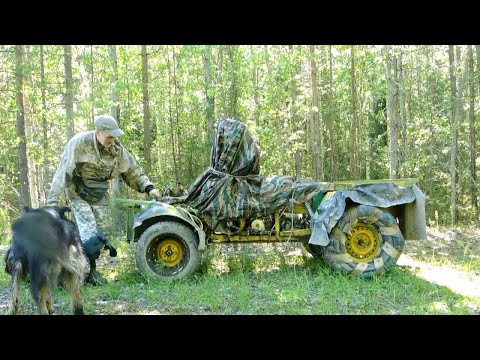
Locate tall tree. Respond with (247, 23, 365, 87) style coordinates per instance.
(350, 46, 359, 179)
(24, 47, 40, 208)
(251, 45, 261, 127)
(448, 45, 458, 225)
(217, 46, 226, 119)
(468, 46, 477, 220)
(227, 46, 239, 119)
(309, 45, 323, 180)
(110, 45, 123, 202)
(90, 45, 95, 126)
(398, 51, 408, 177)
(166, 47, 178, 181)
(327, 45, 337, 181)
(109, 45, 119, 121)
(141, 45, 152, 175)
(449, 46, 467, 225)
(289, 45, 301, 176)
(264, 45, 286, 175)
(64, 45, 74, 140)
(203, 46, 215, 144)
(386, 45, 399, 179)
(172, 46, 183, 182)
(40, 45, 49, 203)
(15, 45, 31, 207)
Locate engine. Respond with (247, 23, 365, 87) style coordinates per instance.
(218, 212, 310, 235)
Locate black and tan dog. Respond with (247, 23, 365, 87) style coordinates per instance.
(4, 205, 89, 315)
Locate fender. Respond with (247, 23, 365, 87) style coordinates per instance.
(116, 199, 206, 250)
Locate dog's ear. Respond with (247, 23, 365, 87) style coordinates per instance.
(23, 206, 33, 213)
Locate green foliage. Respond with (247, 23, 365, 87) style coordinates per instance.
(0, 206, 12, 242)
(0, 45, 478, 225)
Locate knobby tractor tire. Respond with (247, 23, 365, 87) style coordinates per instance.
(322, 204, 405, 279)
(135, 221, 200, 281)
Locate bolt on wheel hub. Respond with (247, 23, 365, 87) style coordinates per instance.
(156, 238, 183, 267)
(345, 223, 381, 262)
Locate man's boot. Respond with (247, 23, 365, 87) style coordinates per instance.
(85, 258, 107, 286)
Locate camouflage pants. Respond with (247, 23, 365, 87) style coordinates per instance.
(66, 183, 112, 244)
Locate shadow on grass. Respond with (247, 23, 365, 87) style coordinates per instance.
(94, 242, 479, 315)
(2, 237, 479, 315)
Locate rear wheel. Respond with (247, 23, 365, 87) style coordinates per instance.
(322, 204, 405, 279)
(135, 221, 200, 280)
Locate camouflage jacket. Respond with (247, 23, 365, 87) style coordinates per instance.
(47, 131, 153, 204)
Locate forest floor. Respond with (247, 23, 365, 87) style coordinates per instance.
(1, 226, 479, 315)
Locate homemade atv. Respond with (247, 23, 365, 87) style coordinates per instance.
(116, 118, 427, 280)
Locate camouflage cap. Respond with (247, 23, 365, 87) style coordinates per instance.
(94, 115, 124, 137)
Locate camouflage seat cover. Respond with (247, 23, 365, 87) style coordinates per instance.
(168, 118, 329, 228)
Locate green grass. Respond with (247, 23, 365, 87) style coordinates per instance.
(1, 227, 479, 315)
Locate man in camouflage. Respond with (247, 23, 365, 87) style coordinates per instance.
(47, 115, 162, 285)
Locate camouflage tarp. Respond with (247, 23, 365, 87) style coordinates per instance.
(308, 183, 419, 245)
(167, 118, 330, 229)
(165, 117, 423, 241)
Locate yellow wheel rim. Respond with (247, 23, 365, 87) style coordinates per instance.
(345, 222, 381, 262)
(156, 239, 183, 267)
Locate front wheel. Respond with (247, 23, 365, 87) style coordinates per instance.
(322, 204, 405, 279)
(135, 221, 200, 280)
